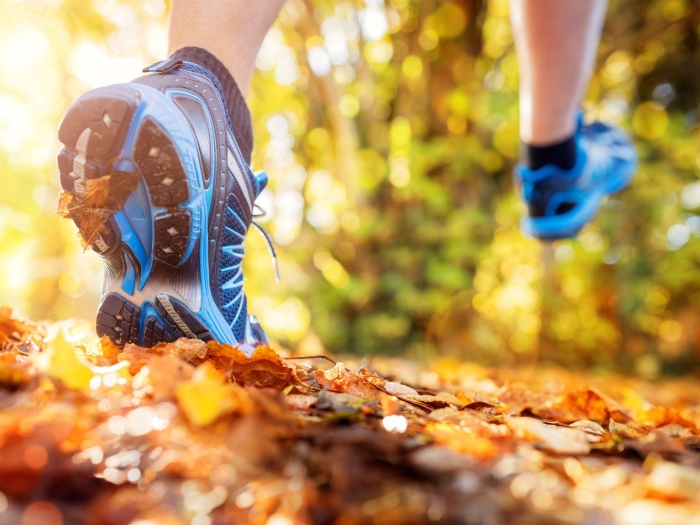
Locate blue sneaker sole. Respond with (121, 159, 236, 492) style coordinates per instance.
(521, 154, 638, 241)
(58, 84, 235, 346)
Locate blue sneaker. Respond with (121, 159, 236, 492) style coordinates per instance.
(514, 115, 637, 240)
(57, 58, 271, 348)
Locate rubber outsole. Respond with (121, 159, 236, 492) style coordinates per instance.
(58, 86, 212, 347)
(58, 92, 192, 266)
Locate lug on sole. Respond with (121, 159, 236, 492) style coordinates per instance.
(58, 88, 208, 347)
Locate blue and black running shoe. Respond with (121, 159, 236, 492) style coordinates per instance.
(514, 114, 637, 240)
(57, 58, 270, 348)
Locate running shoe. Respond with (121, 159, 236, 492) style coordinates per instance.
(514, 114, 637, 240)
(57, 58, 270, 348)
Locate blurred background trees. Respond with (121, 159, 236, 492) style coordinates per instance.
(2, 0, 700, 375)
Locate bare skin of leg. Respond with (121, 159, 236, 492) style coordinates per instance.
(511, 0, 608, 145)
(168, 0, 287, 97)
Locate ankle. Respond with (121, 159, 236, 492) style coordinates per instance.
(520, 134, 577, 171)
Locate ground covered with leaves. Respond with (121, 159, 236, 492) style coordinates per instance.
(1, 308, 700, 525)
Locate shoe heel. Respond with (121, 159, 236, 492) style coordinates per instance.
(95, 291, 213, 347)
(96, 293, 143, 346)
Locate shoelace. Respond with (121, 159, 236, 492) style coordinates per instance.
(251, 205, 281, 283)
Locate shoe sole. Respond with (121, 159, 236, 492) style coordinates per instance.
(58, 83, 232, 347)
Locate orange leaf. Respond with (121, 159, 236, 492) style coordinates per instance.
(311, 363, 379, 399)
(426, 422, 499, 458)
(207, 342, 293, 388)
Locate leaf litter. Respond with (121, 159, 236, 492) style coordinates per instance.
(1, 308, 700, 524)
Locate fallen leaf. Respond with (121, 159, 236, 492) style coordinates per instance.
(207, 342, 293, 388)
(316, 389, 367, 413)
(100, 336, 122, 361)
(56, 190, 74, 218)
(0, 350, 33, 388)
(624, 430, 684, 457)
(380, 393, 401, 416)
(642, 406, 697, 431)
(499, 384, 632, 424)
(0, 306, 40, 349)
(609, 419, 648, 440)
(83, 175, 111, 207)
(285, 394, 317, 410)
(37, 327, 94, 391)
(118, 343, 164, 376)
(570, 420, 608, 443)
(426, 422, 499, 459)
(175, 362, 252, 426)
(357, 367, 388, 388)
(312, 362, 379, 399)
(507, 417, 591, 455)
(166, 338, 208, 362)
(384, 381, 418, 396)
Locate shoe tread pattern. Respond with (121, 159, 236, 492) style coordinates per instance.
(57, 93, 140, 255)
(96, 293, 141, 345)
(133, 118, 191, 266)
(155, 295, 214, 342)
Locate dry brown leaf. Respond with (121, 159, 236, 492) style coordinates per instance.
(56, 190, 74, 218)
(104, 171, 140, 209)
(207, 342, 293, 388)
(383, 381, 418, 396)
(507, 417, 591, 455)
(380, 392, 402, 416)
(83, 175, 112, 207)
(499, 384, 632, 424)
(118, 343, 165, 375)
(357, 367, 388, 388)
(285, 394, 317, 410)
(311, 362, 379, 399)
(0, 350, 33, 387)
(426, 422, 499, 459)
(641, 406, 697, 431)
(69, 207, 113, 248)
(609, 418, 648, 440)
(570, 419, 608, 443)
(166, 338, 208, 362)
(0, 306, 39, 349)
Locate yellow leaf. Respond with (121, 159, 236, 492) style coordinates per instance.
(39, 327, 94, 391)
(175, 362, 251, 426)
(426, 422, 499, 458)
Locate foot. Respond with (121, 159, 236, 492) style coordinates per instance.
(57, 58, 269, 348)
(514, 115, 638, 240)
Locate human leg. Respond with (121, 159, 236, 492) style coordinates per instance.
(510, 0, 637, 239)
(168, 0, 286, 96)
(511, 0, 607, 151)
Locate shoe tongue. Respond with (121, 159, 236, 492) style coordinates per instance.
(253, 171, 268, 198)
